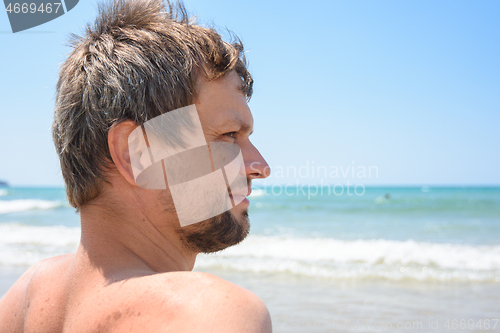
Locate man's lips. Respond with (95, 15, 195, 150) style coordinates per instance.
(229, 186, 251, 197)
(229, 186, 251, 205)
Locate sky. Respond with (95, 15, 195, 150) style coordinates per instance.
(0, 0, 499, 187)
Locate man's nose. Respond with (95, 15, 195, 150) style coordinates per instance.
(242, 142, 270, 180)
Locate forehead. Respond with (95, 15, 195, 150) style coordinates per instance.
(195, 71, 253, 132)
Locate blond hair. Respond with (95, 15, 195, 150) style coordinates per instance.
(52, 0, 252, 208)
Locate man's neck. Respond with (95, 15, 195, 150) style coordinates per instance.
(76, 194, 197, 282)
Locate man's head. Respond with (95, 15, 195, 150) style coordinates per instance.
(53, 0, 269, 253)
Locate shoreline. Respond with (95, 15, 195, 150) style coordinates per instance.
(3, 266, 498, 333)
(0, 267, 28, 297)
(199, 268, 500, 332)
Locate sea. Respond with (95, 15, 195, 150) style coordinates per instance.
(0, 186, 499, 332)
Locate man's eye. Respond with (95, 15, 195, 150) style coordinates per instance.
(224, 132, 237, 138)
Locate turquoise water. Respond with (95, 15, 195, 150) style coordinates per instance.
(2, 186, 499, 244)
(249, 186, 500, 245)
(0, 186, 499, 283)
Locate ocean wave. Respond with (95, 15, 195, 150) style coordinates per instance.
(196, 236, 500, 282)
(196, 256, 500, 283)
(0, 224, 80, 266)
(0, 189, 8, 197)
(0, 199, 64, 214)
(1, 223, 498, 283)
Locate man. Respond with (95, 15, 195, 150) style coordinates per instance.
(0, 0, 272, 331)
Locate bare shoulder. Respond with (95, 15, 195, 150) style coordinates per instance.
(0, 254, 73, 331)
(110, 271, 272, 333)
(177, 271, 272, 332)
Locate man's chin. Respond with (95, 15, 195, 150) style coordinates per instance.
(179, 208, 250, 254)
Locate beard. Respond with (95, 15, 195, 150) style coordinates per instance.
(177, 208, 250, 254)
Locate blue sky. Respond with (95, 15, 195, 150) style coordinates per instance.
(1, 0, 499, 186)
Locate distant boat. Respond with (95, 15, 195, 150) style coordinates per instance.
(0, 180, 9, 187)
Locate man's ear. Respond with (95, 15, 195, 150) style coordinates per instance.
(108, 120, 138, 186)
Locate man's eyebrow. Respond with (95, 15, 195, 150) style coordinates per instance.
(229, 112, 253, 133)
(238, 120, 253, 134)
(240, 122, 252, 132)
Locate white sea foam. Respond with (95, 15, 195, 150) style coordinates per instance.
(0, 189, 8, 197)
(200, 236, 500, 270)
(1, 223, 498, 282)
(196, 235, 500, 282)
(0, 224, 80, 266)
(249, 189, 266, 197)
(0, 199, 63, 214)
